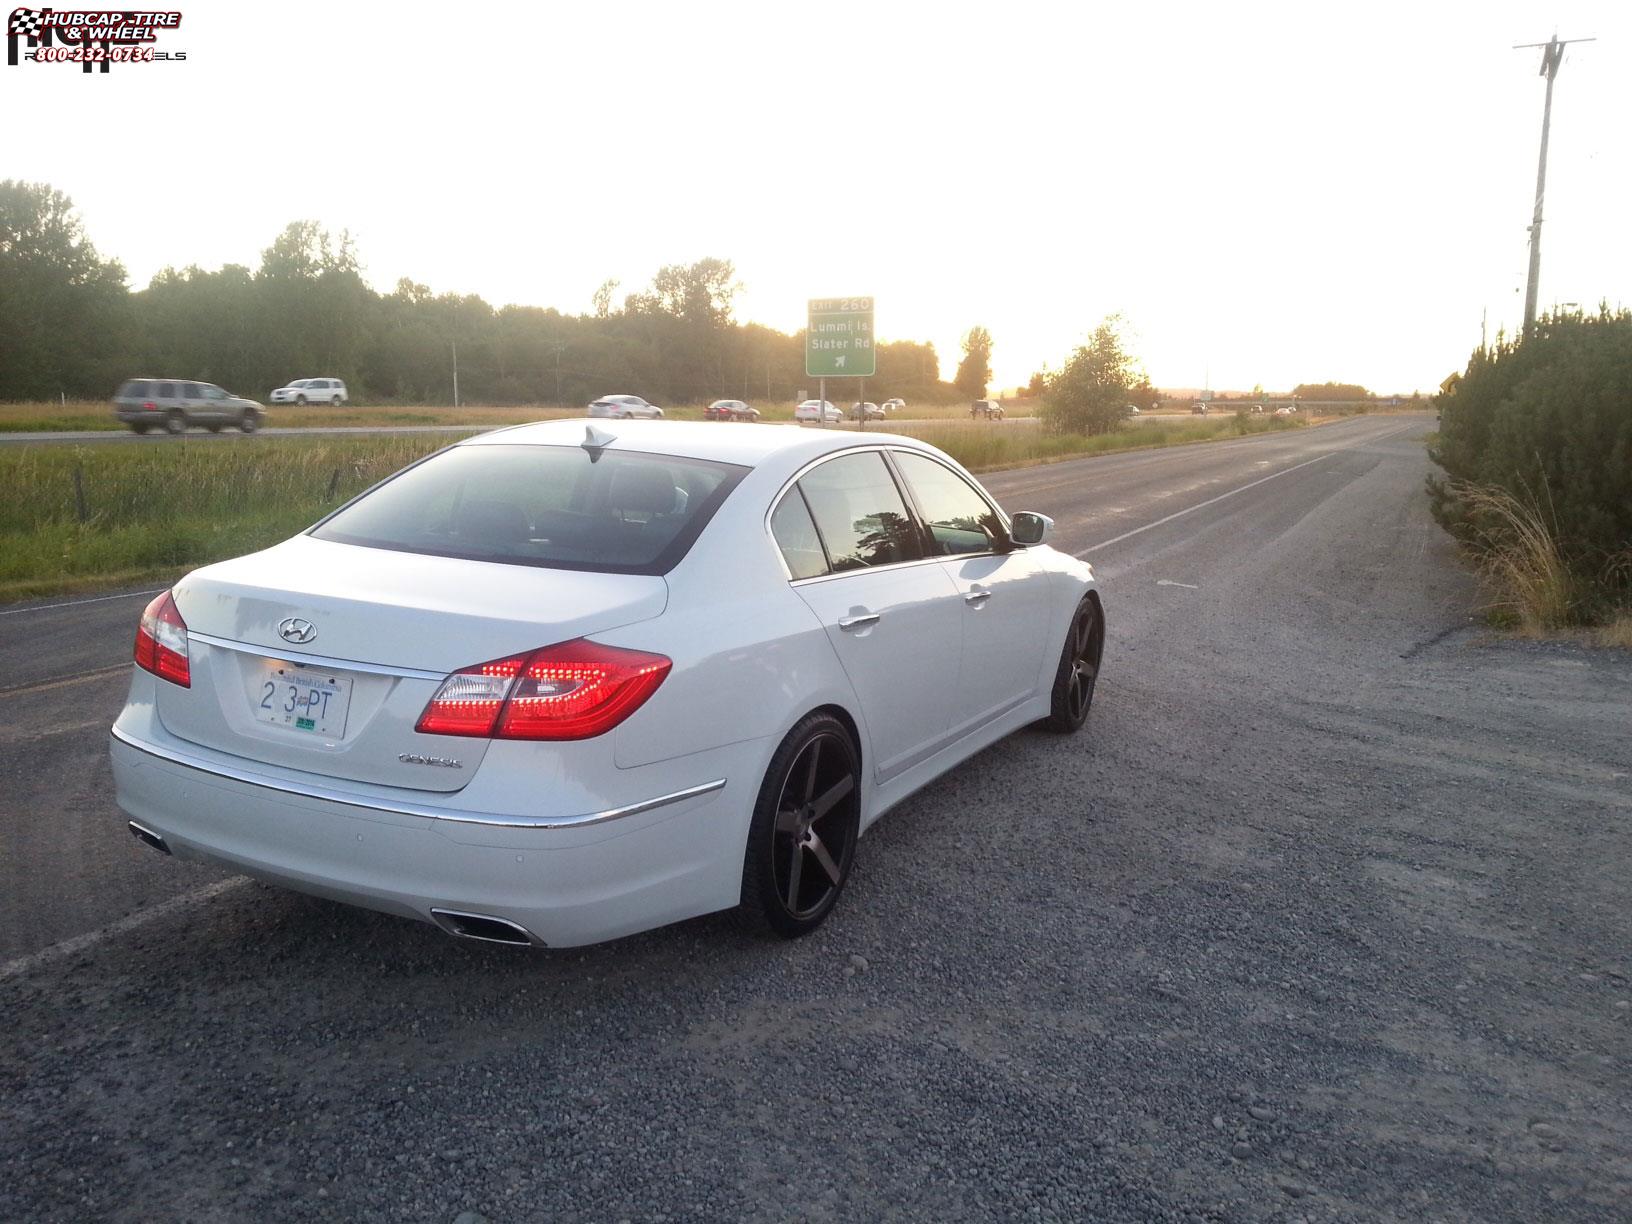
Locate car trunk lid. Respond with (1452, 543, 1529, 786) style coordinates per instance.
(155, 535, 668, 792)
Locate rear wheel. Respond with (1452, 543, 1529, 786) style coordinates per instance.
(1043, 595, 1103, 733)
(741, 714, 861, 938)
(164, 411, 186, 435)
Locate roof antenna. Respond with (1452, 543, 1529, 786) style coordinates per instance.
(581, 424, 615, 461)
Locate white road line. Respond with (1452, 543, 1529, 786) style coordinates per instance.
(0, 588, 163, 617)
(1074, 422, 1418, 558)
(1156, 580, 1199, 589)
(0, 877, 249, 984)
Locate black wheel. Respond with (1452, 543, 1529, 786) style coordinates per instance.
(295, 394, 307, 406)
(1044, 596, 1104, 733)
(741, 714, 861, 938)
(238, 410, 259, 434)
(163, 411, 185, 435)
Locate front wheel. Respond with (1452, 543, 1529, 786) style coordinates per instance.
(238, 410, 259, 433)
(1043, 595, 1104, 733)
(295, 395, 307, 406)
(740, 714, 861, 938)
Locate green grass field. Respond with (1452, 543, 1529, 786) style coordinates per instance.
(0, 412, 1307, 601)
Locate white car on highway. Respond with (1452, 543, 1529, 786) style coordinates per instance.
(270, 378, 348, 406)
(794, 399, 841, 423)
(588, 394, 664, 419)
(110, 421, 1103, 947)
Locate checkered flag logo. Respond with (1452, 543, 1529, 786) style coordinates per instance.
(9, 8, 45, 37)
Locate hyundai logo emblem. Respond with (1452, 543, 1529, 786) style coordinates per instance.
(278, 617, 318, 645)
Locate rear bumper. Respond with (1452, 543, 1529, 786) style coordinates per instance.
(109, 721, 755, 948)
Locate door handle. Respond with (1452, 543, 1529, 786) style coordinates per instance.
(964, 589, 992, 607)
(837, 613, 880, 631)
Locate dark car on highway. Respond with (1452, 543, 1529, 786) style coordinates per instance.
(970, 400, 1005, 419)
(112, 379, 264, 435)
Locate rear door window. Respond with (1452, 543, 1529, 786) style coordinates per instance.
(795, 452, 923, 572)
(157, 382, 177, 399)
(770, 490, 830, 579)
(312, 444, 747, 575)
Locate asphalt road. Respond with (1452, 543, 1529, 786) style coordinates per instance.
(3, 412, 1629, 1221)
(0, 418, 1050, 445)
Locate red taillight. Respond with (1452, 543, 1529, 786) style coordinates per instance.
(134, 591, 190, 687)
(416, 640, 671, 741)
(413, 653, 526, 737)
(142, 401, 157, 411)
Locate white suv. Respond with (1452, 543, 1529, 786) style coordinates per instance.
(271, 378, 348, 406)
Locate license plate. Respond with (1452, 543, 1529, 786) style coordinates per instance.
(253, 662, 353, 737)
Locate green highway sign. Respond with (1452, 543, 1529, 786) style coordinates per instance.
(806, 297, 875, 378)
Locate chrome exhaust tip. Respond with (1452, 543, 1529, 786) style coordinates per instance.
(127, 820, 171, 856)
(429, 908, 538, 947)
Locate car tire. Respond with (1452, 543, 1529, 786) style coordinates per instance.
(740, 712, 861, 939)
(295, 395, 307, 406)
(238, 410, 259, 434)
(1042, 595, 1104, 734)
(164, 411, 186, 435)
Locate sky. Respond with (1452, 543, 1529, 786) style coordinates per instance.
(5, 0, 1628, 395)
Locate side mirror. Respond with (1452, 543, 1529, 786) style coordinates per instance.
(1009, 511, 1053, 546)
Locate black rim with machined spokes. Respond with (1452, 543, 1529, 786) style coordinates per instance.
(771, 731, 858, 920)
(1066, 603, 1103, 722)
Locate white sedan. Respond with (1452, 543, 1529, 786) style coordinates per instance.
(794, 399, 841, 423)
(110, 421, 1104, 947)
(588, 394, 663, 419)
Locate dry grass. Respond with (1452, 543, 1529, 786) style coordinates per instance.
(1451, 481, 1581, 631)
(1592, 614, 1632, 650)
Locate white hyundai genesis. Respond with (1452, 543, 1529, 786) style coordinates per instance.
(110, 421, 1104, 947)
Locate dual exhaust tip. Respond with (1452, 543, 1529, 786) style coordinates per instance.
(430, 908, 540, 948)
(127, 822, 540, 949)
(128, 820, 171, 856)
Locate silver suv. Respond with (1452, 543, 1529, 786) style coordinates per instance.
(112, 379, 264, 435)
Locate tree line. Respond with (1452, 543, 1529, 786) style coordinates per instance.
(0, 181, 959, 407)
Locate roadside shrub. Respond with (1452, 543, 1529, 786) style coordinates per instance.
(1042, 316, 1139, 435)
(1428, 308, 1632, 624)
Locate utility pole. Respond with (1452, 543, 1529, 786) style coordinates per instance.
(451, 338, 460, 408)
(1515, 34, 1594, 335)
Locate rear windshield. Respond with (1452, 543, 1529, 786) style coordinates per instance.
(311, 444, 746, 575)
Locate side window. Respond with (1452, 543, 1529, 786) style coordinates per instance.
(157, 382, 177, 399)
(770, 490, 829, 580)
(796, 452, 923, 572)
(182, 383, 204, 400)
(893, 451, 1006, 556)
(119, 380, 149, 399)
